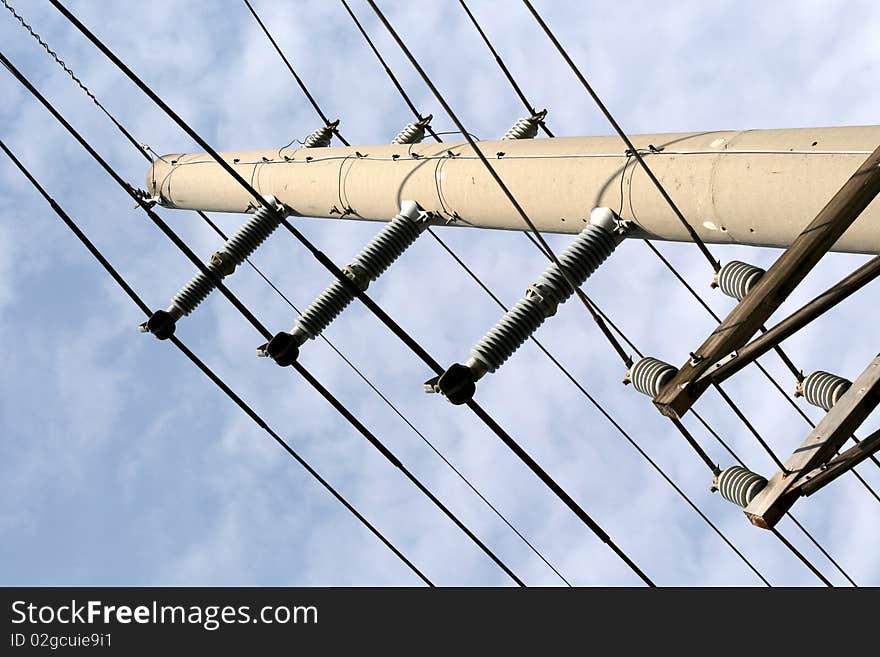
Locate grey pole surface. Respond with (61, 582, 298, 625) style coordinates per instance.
(147, 125, 880, 254)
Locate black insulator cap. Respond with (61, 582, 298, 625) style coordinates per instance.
(437, 363, 476, 405)
(141, 309, 176, 340)
(264, 332, 300, 367)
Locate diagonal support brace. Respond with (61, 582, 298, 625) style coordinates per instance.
(794, 426, 880, 497)
(743, 354, 880, 529)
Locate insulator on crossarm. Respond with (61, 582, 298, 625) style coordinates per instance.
(391, 115, 432, 145)
(140, 197, 287, 340)
(711, 466, 768, 508)
(796, 370, 852, 411)
(624, 357, 677, 398)
(427, 207, 627, 405)
(302, 120, 339, 148)
(712, 260, 765, 301)
(257, 201, 432, 366)
(502, 109, 547, 140)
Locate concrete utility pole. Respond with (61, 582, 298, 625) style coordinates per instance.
(147, 125, 880, 254)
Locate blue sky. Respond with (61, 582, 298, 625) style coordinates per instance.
(1, 0, 879, 586)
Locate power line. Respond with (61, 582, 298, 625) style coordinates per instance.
(527, 223, 846, 584)
(4, 6, 568, 584)
(427, 231, 772, 585)
(457, 0, 553, 137)
(316, 326, 571, 586)
(45, 0, 655, 586)
(769, 527, 834, 587)
(363, 0, 827, 586)
(510, 5, 873, 497)
(1, 0, 151, 160)
(688, 405, 856, 586)
(230, 6, 569, 583)
(2, 49, 525, 587)
(353, 0, 652, 584)
(336, 3, 768, 585)
(478, 37, 880, 496)
(338, 2, 722, 493)
(641, 239, 880, 485)
(521, 0, 720, 273)
(505, 2, 871, 576)
(241, 0, 350, 146)
(589, 290, 852, 585)
(607, 310, 851, 585)
(432, 226, 842, 588)
(0, 137, 433, 587)
(2, 0, 316, 342)
(339, 0, 442, 143)
(366, 0, 634, 370)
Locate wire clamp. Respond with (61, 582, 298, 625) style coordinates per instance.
(257, 332, 300, 366)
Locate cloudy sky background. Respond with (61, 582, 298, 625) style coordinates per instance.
(1, 0, 879, 586)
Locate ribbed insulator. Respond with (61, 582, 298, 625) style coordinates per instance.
(167, 205, 282, 320)
(391, 120, 428, 145)
(167, 263, 224, 321)
(717, 260, 765, 301)
(502, 115, 540, 140)
(470, 297, 547, 374)
(716, 466, 767, 508)
(221, 205, 282, 267)
(629, 357, 677, 398)
(470, 211, 621, 375)
(802, 370, 852, 411)
(292, 203, 427, 341)
(302, 124, 334, 148)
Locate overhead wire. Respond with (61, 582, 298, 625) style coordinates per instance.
(459, 0, 858, 584)
(1, 50, 525, 587)
(437, 222, 843, 587)
(427, 231, 771, 585)
(240, 0, 570, 586)
(489, 2, 786, 470)
(521, 0, 720, 273)
(2, 1, 568, 585)
(337, 4, 770, 584)
(0, 137, 433, 587)
(338, 0, 442, 143)
(44, 0, 656, 586)
(457, 0, 553, 138)
(367, 0, 842, 585)
(431, 25, 844, 581)
(0, 0, 151, 160)
(689, 409, 849, 586)
(589, 278, 848, 585)
(508, 1, 869, 579)
(365, 0, 723, 488)
(613, 92, 880, 493)
(241, 0, 350, 146)
(152, 148, 874, 168)
(516, 0, 874, 486)
(640, 238, 880, 485)
(589, 271, 854, 586)
(365, 0, 635, 370)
